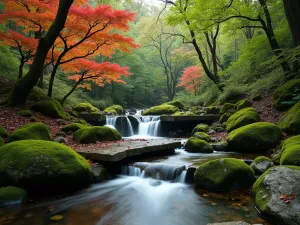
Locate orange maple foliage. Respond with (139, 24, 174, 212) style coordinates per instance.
(177, 66, 204, 95)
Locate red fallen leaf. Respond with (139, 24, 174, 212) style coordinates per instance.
(280, 194, 287, 200)
(289, 194, 295, 200)
(284, 199, 290, 204)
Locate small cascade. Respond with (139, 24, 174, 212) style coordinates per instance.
(125, 117, 134, 136)
(122, 163, 187, 183)
(106, 116, 118, 129)
(138, 116, 161, 136)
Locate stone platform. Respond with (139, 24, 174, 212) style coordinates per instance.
(76, 139, 181, 163)
(160, 115, 220, 122)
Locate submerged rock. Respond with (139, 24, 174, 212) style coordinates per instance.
(0, 186, 28, 206)
(250, 156, 274, 175)
(91, 164, 111, 183)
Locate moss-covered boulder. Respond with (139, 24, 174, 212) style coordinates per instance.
(205, 106, 220, 114)
(273, 79, 300, 110)
(0, 140, 92, 192)
(163, 100, 184, 109)
(226, 107, 259, 132)
(0, 137, 3, 147)
(193, 132, 211, 142)
(211, 141, 228, 152)
(104, 105, 124, 115)
(73, 126, 122, 144)
(7, 122, 52, 142)
(280, 135, 300, 166)
(17, 110, 32, 118)
(235, 99, 252, 110)
(143, 105, 179, 116)
(62, 123, 89, 133)
(253, 166, 300, 225)
(194, 158, 255, 191)
(73, 102, 100, 114)
(172, 111, 196, 116)
(0, 126, 9, 138)
(220, 103, 236, 115)
(227, 122, 282, 152)
(74, 119, 88, 125)
(278, 101, 300, 134)
(219, 112, 232, 124)
(192, 123, 209, 134)
(185, 137, 213, 153)
(69, 110, 79, 118)
(0, 186, 27, 206)
(250, 156, 274, 175)
(32, 100, 68, 119)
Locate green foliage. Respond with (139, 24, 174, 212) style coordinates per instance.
(17, 110, 32, 118)
(192, 123, 210, 134)
(0, 45, 20, 81)
(143, 104, 179, 116)
(103, 105, 124, 115)
(32, 100, 68, 119)
(278, 101, 300, 134)
(185, 137, 213, 153)
(226, 107, 259, 132)
(0, 186, 27, 206)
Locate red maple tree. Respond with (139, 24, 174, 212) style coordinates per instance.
(177, 65, 204, 95)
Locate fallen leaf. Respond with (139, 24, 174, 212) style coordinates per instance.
(50, 215, 64, 221)
(280, 193, 287, 200)
(289, 194, 295, 200)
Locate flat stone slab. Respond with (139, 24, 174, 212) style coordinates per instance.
(76, 139, 181, 162)
(160, 115, 220, 122)
(207, 222, 261, 225)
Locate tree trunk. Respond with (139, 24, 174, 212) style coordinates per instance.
(8, 0, 74, 107)
(18, 61, 25, 80)
(37, 73, 44, 89)
(283, 0, 300, 47)
(48, 64, 59, 97)
(61, 80, 81, 105)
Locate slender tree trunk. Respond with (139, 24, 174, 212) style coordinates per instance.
(283, 0, 300, 47)
(18, 61, 25, 80)
(38, 73, 44, 89)
(48, 64, 59, 96)
(8, 0, 74, 106)
(61, 80, 81, 105)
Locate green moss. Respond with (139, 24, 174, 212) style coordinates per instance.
(69, 110, 79, 118)
(220, 103, 236, 115)
(254, 156, 272, 163)
(194, 158, 255, 191)
(205, 106, 220, 114)
(192, 123, 210, 134)
(163, 100, 184, 109)
(219, 112, 232, 124)
(251, 156, 274, 175)
(8, 122, 52, 143)
(74, 119, 88, 125)
(143, 105, 179, 116)
(280, 135, 300, 166)
(0, 140, 92, 192)
(28, 88, 51, 102)
(30, 117, 37, 122)
(55, 131, 67, 137)
(73, 102, 100, 114)
(17, 110, 32, 118)
(172, 111, 196, 116)
(193, 132, 211, 142)
(32, 100, 68, 119)
(273, 79, 300, 110)
(278, 101, 300, 134)
(226, 107, 259, 132)
(0, 186, 27, 206)
(185, 137, 213, 153)
(0, 126, 9, 138)
(227, 122, 282, 152)
(62, 123, 89, 133)
(103, 105, 124, 115)
(235, 99, 252, 110)
(73, 126, 122, 144)
(0, 137, 3, 147)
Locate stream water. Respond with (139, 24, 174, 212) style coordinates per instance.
(0, 116, 272, 225)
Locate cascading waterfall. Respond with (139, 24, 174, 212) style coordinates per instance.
(137, 116, 161, 136)
(106, 116, 118, 129)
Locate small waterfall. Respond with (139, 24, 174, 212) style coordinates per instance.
(125, 117, 134, 136)
(138, 116, 161, 136)
(106, 116, 118, 129)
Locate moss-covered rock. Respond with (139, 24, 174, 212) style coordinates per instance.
(205, 106, 220, 114)
(227, 122, 282, 152)
(280, 135, 300, 166)
(56, 131, 67, 137)
(0, 186, 28, 206)
(104, 105, 124, 115)
(62, 123, 88, 133)
(30, 117, 37, 122)
(73, 126, 122, 144)
(172, 111, 196, 116)
(273, 79, 300, 110)
(219, 112, 232, 124)
(163, 100, 184, 109)
(69, 110, 79, 118)
(194, 158, 255, 191)
(0, 126, 9, 138)
(211, 141, 228, 152)
(235, 99, 252, 110)
(74, 119, 88, 125)
(220, 103, 236, 115)
(185, 137, 213, 153)
(143, 105, 179, 116)
(192, 123, 209, 134)
(8, 122, 52, 142)
(17, 110, 32, 118)
(250, 156, 274, 175)
(32, 100, 68, 119)
(193, 132, 211, 142)
(0, 140, 92, 192)
(73, 102, 100, 114)
(278, 101, 300, 134)
(0, 137, 3, 147)
(226, 107, 259, 132)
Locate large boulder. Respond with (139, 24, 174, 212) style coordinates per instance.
(273, 79, 300, 110)
(185, 137, 213, 153)
(0, 126, 9, 138)
(7, 122, 52, 142)
(227, 122, 282, 152)
(235, 99, 252, 110)
(250, 156, 274, 175)
(0, 140, 92, 192)
(104, 105, 124, 115)
(192, 123, 209, 134)
(73, 102, 100, 114)
(253, 166, 300, 225)
(194, 158, 255, 191)
(0, 186, 27, 206)
(226, 107, 259, 132)
(73, 126, 122, 144)
(280, 135, 300, 166)
(220, 103, 236, 115)
(163, 100, 184, 109)
(62, 123, 89, 133)
(193, 132, 211, 142)
(32, 100, 68, 119)
(143, 104, 179, 116)
(219, 112, 232, 124)
(278, 101, 300, 134)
